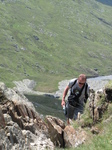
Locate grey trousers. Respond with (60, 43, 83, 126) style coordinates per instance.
(65, 101, 84, 120)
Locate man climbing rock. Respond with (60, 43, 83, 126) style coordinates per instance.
(61, 74, 90, 124)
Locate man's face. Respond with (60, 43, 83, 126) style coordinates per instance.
(78, 76, 86, 86)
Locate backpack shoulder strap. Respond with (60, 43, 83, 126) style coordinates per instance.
(70, 79, 77, 95)
(85, 83, 88, 99)
(71, 79, 77, 88)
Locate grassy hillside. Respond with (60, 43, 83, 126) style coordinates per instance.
(0, 0, 112, 92)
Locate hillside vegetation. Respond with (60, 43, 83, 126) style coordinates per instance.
(0, 0, 112, 92)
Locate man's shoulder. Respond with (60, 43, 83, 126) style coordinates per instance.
(69, 78, 77, 87)
(69, 78, 77, 83)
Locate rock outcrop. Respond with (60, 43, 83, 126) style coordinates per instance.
(89, 88, 109, 122)
(0, 81, 112, 149)
(46, 116, 87, 148)
(46, 115, 65, 147)
(0, 82, 54, 150)
(0, 82, 89, 149)
(64, 125, 87, 148)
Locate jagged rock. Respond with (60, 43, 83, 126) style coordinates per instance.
(0, 106, 6, 129)
(89, 89, 108, 122)
(0, 100, 48, 134)
(4, 113, 12, 123)
(0, 108, 29, 150)
(45, 115, 87, 148)
(46, 115, 65, 147)
(0, 129, 12, 150)
(0, 82, 54, 150)
(22, 130, 54, 150)
(91, 126, 99, 134)
(2, 112, 54, 150)
(64, 125, 76, 147)
(0, 82, 35, 109)
(5, 123, 30, 149)
(64, 126, 87, 148)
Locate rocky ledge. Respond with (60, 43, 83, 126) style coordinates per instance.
(0, 81, 112, 149)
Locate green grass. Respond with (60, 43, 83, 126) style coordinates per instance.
(74, 120, 112, 150)
(0, 0, 112, 92)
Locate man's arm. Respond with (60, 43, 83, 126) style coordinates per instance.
(61, 85, 69, 107)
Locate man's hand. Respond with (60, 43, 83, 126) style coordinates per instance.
(61, 85, 69, 107)
(61, 99, 65, 107)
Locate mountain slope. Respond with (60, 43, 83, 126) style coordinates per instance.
(0, 0, 112, 91)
